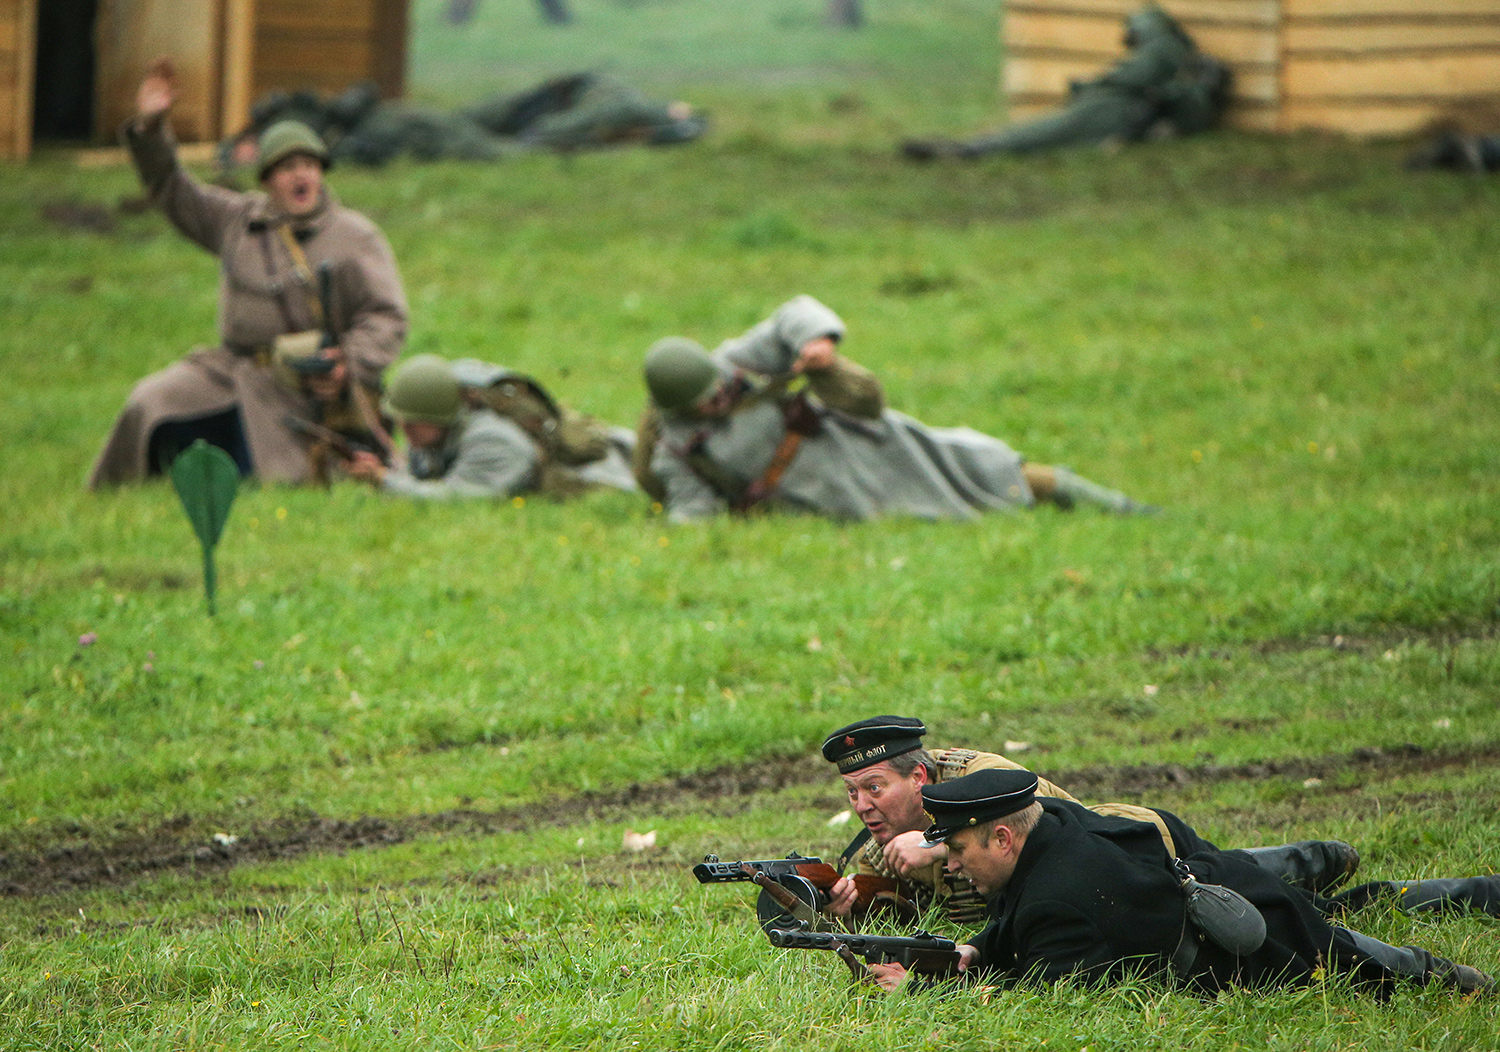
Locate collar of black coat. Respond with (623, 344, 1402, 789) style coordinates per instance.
(1006, 799, 1176, 896)
(1004, 804, 1063, 895)
(246, 186, 337, 234)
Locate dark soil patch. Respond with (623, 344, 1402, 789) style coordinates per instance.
(1154, 623, 1499, 663)
(1047, 741, 1500, 799)
(40, 200, 117, 234)
(4, 743, 1497, 899)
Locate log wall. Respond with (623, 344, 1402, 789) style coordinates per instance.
(2, 0, 406, 161)
(1003, 0, 1500, 136)
(94, 0, 221, 144)
(253, 0, 406, 101)
(0, 0, 37, 159)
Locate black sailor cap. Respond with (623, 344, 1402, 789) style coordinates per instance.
(820, 715, 927, 774)
(920, 768, 1038, 845)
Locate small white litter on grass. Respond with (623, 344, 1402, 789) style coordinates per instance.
(622, 829, 657, 852)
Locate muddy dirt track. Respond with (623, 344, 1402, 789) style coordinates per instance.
(4, 741, 1496, 899)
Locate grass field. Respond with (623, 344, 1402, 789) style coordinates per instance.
(2, 0, 1499, 1048)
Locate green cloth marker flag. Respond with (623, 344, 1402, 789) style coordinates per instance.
(170, 440, 240, 615)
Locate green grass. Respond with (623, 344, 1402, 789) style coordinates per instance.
(2, 0, 1499, 1047)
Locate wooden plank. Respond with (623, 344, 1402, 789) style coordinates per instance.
(219, 0, 254, 137)
(368, 0, 408, 99)
(1285, 0, 1500, 16)
(94, 0, 220, 144)
(1008, 12, 1280, 63)
(1285, 51, 1500, 98)
(0, 8, 18, 53)
(9, 0, 35, 160)
(254, 35, 373, 76)
(1008, 95, 1278, 130)
(1009, 10, 1144, 55)
(1179, 22, 1282, 62)
(1278, 100, 1485, 135)
(68, 139, 217, 167)
(1009, 47, 1278, 75)
(1286, 21, 1500, 53)
(1007, 54, 1280, 102)
(1008, 0, 1281, 26)
(255, 0, 374, 33)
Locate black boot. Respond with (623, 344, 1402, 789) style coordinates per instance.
(1240, 840, 1360, 894)
(1327, 876, 1500, 917)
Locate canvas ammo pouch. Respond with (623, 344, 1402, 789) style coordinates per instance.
(271, 330, 324, 390)
(474, 375, 612, 466)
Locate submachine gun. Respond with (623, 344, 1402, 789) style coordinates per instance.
(765, 923, 962, 984)
(285, 263, 340, 378)
(693, 853, 912, 930)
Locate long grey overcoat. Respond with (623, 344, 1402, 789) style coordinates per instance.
(384, 405, 637, 500)
(88, 114, 408, 488)
(650, 296, 1033, 523)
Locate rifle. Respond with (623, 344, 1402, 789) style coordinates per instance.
(282, 415, 374, 461)
(767, 924, 962, 980)
(285, 263, 339, 377)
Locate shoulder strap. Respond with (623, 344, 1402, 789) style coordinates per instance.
(732, 430, 803, 513)
(276, 225, 324, 328)
(836, 828, 872, 876)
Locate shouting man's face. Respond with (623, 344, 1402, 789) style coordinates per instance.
(841, 759, 929, 846)
(263, 154, 324, 218)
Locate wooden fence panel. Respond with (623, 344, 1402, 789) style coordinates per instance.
(0, 0, 36, 160)
(1004, 0, 1500, 135)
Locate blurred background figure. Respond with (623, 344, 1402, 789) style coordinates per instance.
(902, 5, 1230, 161)
(219, 74, 705, 172)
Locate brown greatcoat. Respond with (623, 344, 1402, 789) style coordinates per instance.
(88, 113, 408, 488)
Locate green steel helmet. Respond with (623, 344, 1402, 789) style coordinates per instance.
(257, 120, 330, 180)
(382, 355, 461, 425)
(644, 337, 718, 412)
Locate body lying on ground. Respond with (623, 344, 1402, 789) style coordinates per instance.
(817, 715, 1362, 927)
(865, 768, 1495, 996)
(638, 296, 1153, 523)
(344, 354, 635, 499)
(220, 74, 706, 171)
(902, 5, 1230, 161)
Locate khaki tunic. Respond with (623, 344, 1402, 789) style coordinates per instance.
(857, 747, 1176, 925)
(88, 114, 408, 488)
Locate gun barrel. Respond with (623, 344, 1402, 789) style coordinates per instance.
(317, 262, 336, 350)
(691, 854, 825, 884)
(766, 927, 960, 975)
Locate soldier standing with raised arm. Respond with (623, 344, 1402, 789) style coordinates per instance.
(90, 61, 407, 487)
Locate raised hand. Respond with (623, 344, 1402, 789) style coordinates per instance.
(136, 58, 178, 119)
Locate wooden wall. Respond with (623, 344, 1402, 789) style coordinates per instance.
(0, 0, 37, 159)
(1004, 0, 1500, 136)
(94, 0, 222, 143)
(1, 0, 406, 162)
(253, 0, 406, 101)
(1005, 0, 1284, 131)
(1280, 0, 1500, 135)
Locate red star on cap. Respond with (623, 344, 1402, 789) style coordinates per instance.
(844, 735, 856, 746)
